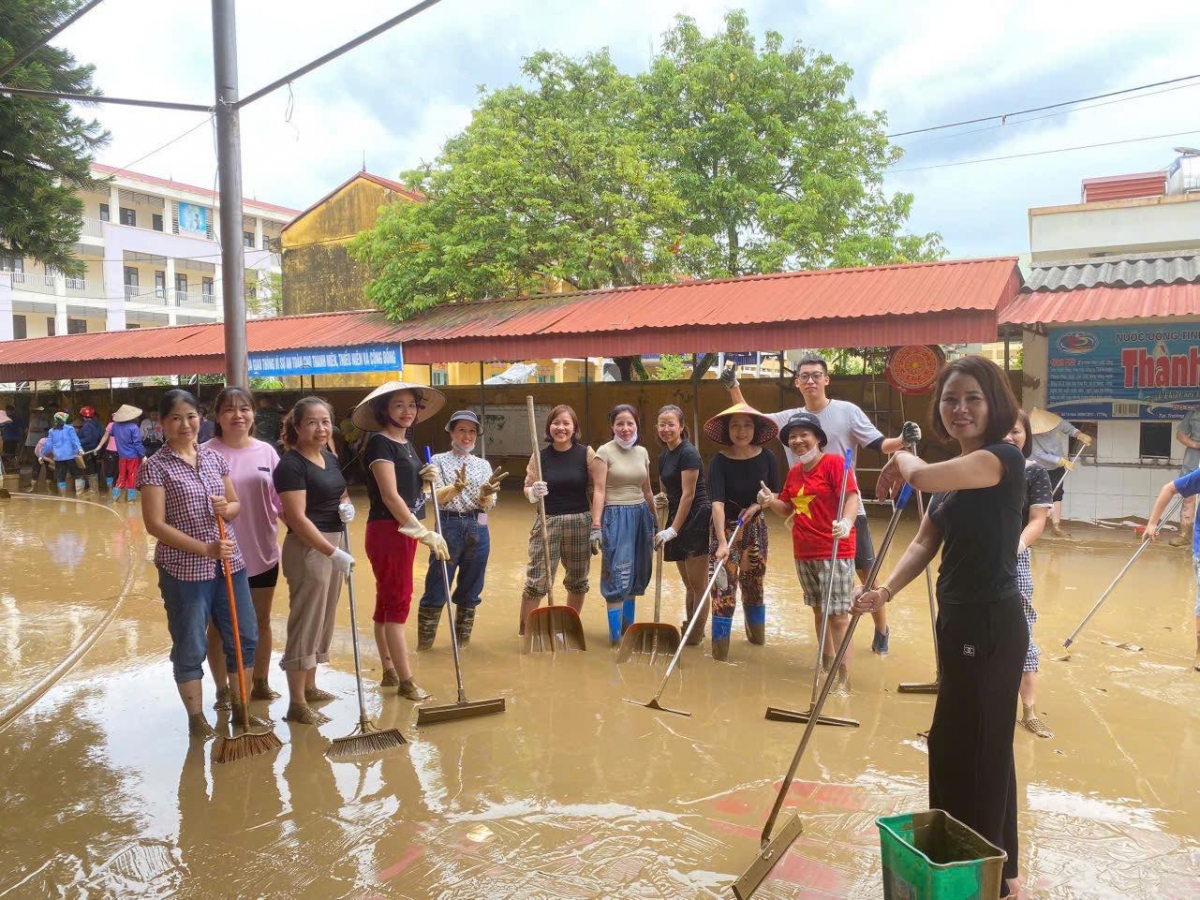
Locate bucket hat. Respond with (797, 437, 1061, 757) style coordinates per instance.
(445, 409, 482, 433)
(779, 412, 827, 449)
(351, 381, 446, 433)
(1028, 407, 1062, 435)
(703, 403, 779, 447)
(112, 404, 142, 423)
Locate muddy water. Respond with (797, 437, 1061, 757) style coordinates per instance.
(1, 493, 1197, 899)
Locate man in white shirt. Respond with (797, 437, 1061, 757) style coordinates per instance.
(723, 353, 920, 654)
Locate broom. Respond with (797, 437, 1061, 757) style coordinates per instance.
(328, 523, 408, 759)
(213, 515, 283, 764)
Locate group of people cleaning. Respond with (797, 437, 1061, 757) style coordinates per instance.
(118, 350, 1085, 900)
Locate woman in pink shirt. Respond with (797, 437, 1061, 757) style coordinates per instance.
(204, 387, 285, 706)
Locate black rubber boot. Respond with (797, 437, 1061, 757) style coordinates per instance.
(454, 605, 476, 648)
(417, 606, 440, 651)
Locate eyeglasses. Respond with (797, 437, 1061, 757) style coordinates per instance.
(796, 372, 826, 382)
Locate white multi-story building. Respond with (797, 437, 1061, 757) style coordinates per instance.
(0, 164, 298, 342)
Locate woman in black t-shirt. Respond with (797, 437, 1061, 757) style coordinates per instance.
(853, 357, 1028, 899)
(273, 397, 354, 726)
(654, 405, 712, 643)
(703, 403, 780, 661)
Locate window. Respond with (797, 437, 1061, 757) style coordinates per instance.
(67, 318, 87, 335)
(99, 203, 110, 222)
(152, 213, 164, 232)
(202, 277, 214, 302)
(119, 207, 136, 227)
(124, 266, 139, 299)
(46, 317, 56, 337)
(0, 255, 23, 282)
(243, 231, 255, 248)
(126, 323, 141, 329)
(175, 273, 188, 294)
(13, 315, 26, 340)
(154, 271, 165, 299)
(431, 369, 448, 386)
(1140, 422, 1173, 459)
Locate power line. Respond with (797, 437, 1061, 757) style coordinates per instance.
(102, 115, 214, 179)
(886, 72, 1200, 139)
(889, 128, 1200, 174)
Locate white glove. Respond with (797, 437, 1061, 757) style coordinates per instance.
(831, 518, 851, 540)
(418, 463, 439, 485)
(756, 485, 775, 508)
(527, 481, 549, 503)
(654, 526, 677, 548)
(338, 502, 356, 523)
(398, 518, 450, 560)
(327, 547, 354, 575)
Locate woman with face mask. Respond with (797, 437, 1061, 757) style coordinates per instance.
(415, 410, 505, 650)
(592, 404, 657, 646)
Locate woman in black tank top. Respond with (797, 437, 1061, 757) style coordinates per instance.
(519, 405, 597, 631)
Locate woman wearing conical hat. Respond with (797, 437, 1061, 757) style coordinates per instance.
(1028, 407, 1091, 538)
(99, 405, 146, 502)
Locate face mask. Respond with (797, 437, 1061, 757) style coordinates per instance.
(798, 446, 821, 466)
(614, 430, 638, 451)
(451, 439, 475, 454)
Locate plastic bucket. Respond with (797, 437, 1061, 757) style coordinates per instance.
(876, 809, 1006, 900)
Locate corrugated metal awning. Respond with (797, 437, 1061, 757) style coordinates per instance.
(1001, 283, 1200, 326)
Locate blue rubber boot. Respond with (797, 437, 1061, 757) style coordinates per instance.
(621, 599, 636, 633)
(57, 481, 67, 497)
(712, 615, 733, 661)
(112, 486, 120, 501)
(127, 488, 138, 502)
(744, 604, 767, 645)
(607, 607, 623, 646)
(106, 477, 114, 489)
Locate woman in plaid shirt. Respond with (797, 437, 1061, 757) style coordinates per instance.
(139, 389, 258, 740)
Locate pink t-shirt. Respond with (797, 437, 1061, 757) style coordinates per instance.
(203, 437, 283, 577)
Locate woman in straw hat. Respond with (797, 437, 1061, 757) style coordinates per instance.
(102, 404, 145, 501)
(703, 403, 781, 661)
(273, 396, 356, 724)
(352, 382, 449, 701)
(1028, 406, 1091, 538)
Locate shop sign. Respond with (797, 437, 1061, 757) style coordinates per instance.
(1047, 325, 1200, 420)
(249, 343, 402, 377)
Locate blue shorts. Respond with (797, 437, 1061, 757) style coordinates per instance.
(600, 503, 655, 603)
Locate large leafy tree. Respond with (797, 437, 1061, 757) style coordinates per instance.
(0, 0, 108, 273)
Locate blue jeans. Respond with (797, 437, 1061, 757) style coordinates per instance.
(419, 513, 490, 609)
(159, 565, 256, 684)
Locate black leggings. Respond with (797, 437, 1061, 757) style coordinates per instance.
(54, 459, 80, 482)
(928, 598, 1028, 890)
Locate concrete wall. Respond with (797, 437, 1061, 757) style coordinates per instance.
(1030, 193, 1200, 262)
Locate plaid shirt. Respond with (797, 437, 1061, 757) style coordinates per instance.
(139, 443, 245, 581)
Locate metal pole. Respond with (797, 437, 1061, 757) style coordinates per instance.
(212, 0, 248, 388)
(583, 357, 590, 443)
(478, 360, 486, 457)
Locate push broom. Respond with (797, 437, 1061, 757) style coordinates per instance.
(327, 523, 408, 760)
(766, 451, 859, 728)
(213, 516, 283, 764)
(416, 447, 506, 726)
(627, 516, 745, 717)
(732, 486, 914, 900)
(898, 441, 940, 695)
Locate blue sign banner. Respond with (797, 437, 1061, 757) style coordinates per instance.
(1047, 325, 1200, 420)
(249, 343, 402, 377)
(177, 202, 208, 237)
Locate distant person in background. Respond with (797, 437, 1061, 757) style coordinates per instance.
(140, 409, 164, 456)
(338, 413, 361, 480)
(254, 395, 283, 451)
(1028, 407, 1091, 539)
(45, 411, 84, 496)
(101, 405, 146, 501)
(197, 407, 216, 444)
(3, 405, 24, 462)
(78, 406, 103, 492)
(24, 405, 49, 463)
(1173, 406, 1200, 548)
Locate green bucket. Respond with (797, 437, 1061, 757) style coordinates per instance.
(876, 809, 1006, 900)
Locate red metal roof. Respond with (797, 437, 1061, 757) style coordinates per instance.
(280, 171, 424, 233)
(1081, 171, 1165, 203)
(92, 163, 301, 218)
(1001, 283, 1200, 326)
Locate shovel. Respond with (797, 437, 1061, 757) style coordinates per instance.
(617, 503, 681, 663)
(732, 486, 914, 900)
(766, 450, 859, 727)
(522, 395, 587, 653)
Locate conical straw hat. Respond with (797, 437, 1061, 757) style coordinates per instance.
(1028, 407, 1061, 435)
(702, 403, 779, 447)
(112, 404, 142, 423)
(351, 381, 446, 432)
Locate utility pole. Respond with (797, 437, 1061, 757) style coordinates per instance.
(212, 0, 248, 387)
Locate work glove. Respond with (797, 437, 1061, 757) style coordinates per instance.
(756, 482, 775, 508)
(654, 527, 677, 548)
(435, 462, 467, 505)
(1057, 457, 1076, 471)
(901, 421, 922, 445)
(718, 361, 739, 390)
(338, 502, 356, 523)
(831, 518, 851, 540)
(589, 525, 602, 556)
(654, 492, 668, 511)
(527, 481, 549, 504)
(398, 518, 450, 561)
(327, 547, 354, 575)
(1077, 433, 1093, 446)
(418, 463, 439, 485)
(479, 469, 508, 501)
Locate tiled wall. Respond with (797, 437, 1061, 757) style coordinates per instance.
(1063, 420, 1185, 522)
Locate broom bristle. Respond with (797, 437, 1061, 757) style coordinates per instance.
(213, 729, 282, 764)
(326, 727, 407, 760)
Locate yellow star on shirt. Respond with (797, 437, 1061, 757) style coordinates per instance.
(790, 486, 816, 518)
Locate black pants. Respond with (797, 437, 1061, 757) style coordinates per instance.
(929, 597, 1028, 891)
(98, 450, 118, 483)
(54, 459, 80, 483)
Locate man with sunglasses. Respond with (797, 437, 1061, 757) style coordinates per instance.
(723, 353, 920, 654)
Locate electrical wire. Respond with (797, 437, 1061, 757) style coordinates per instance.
(888, 127, 1200, 174)
(101, 115, 214, 179)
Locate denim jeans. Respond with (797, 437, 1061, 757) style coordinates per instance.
(159, 565, 257, 683)
(419, 513, 490, 609)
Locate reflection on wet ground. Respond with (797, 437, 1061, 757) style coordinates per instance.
(0, 495, 1197, 899)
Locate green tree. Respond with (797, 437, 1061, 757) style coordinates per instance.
(653, 353, 691, 381)
(0, 0, 109, 273)
(245, 270, 282, 318)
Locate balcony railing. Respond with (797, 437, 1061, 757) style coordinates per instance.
(80, 216, 104, 238)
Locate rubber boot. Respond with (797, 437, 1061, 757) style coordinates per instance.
(106, 476, 114, 491)
(744, 604, 766, 645)
(127, 488, 138, 502)
(621, 599, 635, 634)
(75, 477, 87, 495)
(416, 606, 440, 651)
(683, 601, 707, 646)
(454, 605, 476, 648)
(607, 607, 623, 646)
(57, 481, 67, 497)
(112, 486, 121, 501)
(712, 615, 733, 661)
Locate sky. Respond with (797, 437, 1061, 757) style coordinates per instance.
(56, 0, 1200, 260)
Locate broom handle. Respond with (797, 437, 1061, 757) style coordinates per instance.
(650, 517, 744, 702)
(653, 501, 665, 624)
(808, 450, 854, 709)
(216, 516, 250, 730)
(761, 486, 913, 847)
(1050, 442, 1088, 497)
(909, 442, 939, 679)
(526, 396, 555, 605)
(341, 524, 371, 729)
(425, 447, 467, 703)
(1063, 493, 1181, 648)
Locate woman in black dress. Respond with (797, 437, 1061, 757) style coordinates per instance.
(853, 356, 1027, 898)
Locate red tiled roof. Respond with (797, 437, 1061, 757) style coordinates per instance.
(1001, 283, 1200, 326)
(92, 163, 301, 218)
(280, 171, 424, 233)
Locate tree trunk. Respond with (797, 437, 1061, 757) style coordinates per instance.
(614, 356, 635, 381)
